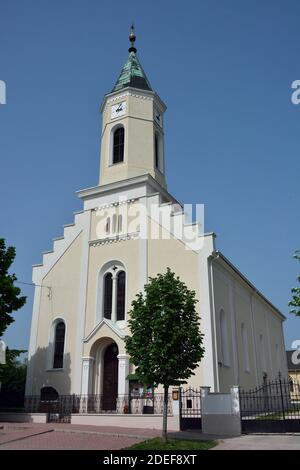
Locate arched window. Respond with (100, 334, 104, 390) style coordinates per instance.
(275, 343, 281, 376)
(112, 214, 117, 233)
(259, 334, 267, 374)
(53, 322, 65, 369)
(117, 271, 126, 321)
(155, 133, 159, 169)
(105, 217, 110, 235)
(219, 309, 230, 366)
(113, 127, 124, 164)
(103, 273, 113, 319)
(97, 263, 127, 324)
(241, 323, 250, 372)
(118, 215, 122, 233)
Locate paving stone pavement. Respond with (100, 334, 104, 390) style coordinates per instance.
(3, 423, 298, 450)
(0, 422, 161, 450)
(213, 434, 300, 450)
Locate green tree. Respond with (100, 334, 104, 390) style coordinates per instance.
(289, 251, 300, 316)
(125, 268, 205, 440)
(0, 349, 27, 408)
(0, 238, 26, 337)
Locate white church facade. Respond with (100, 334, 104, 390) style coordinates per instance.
(25, 28, 287, 409)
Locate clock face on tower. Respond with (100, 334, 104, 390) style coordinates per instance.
(111, 101, 126, 119)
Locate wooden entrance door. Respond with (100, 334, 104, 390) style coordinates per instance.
(102, 343, 119, 410)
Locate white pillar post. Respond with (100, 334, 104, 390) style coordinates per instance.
(200, 386, 211, 414)
(117, 354, 130, 395)
(230, 385, 240, 416)
(117, 354, 130, 414)
(81, 356, 94, 395)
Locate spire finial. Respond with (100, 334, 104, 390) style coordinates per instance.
(129, 24, 137, 53)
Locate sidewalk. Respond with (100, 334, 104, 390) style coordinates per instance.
(2, 422, 299, 450)
(0, 422, 161, 450)
(169, 430, 300, 450)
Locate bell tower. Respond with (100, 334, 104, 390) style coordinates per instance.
(99, 26, 167, 189)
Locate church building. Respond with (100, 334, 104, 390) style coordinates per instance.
(25, 28, 287, 409)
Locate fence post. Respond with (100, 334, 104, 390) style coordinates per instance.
(47, 401, 51, 423)
(262, 373, 269, 411)
(178, 387, 182, 430)
(279, 375, 286, 421)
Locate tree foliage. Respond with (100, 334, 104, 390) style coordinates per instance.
(125, 268, 205, 439)
(289, 250, 300, 317)
(0, 238, 26, 337)
(0, 349, 27, 408)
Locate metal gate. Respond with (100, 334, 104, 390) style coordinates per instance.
(179, 387, 202, 431)
(47, 401, 72, 423)
(40, 397, 74, 423)
(240, 376, 300, 433)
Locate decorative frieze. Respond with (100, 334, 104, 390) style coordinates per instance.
(90, 232, 139, 247)
(103, 91, 153, 114)
(106, 91, 153, 105)
(92, 198, 137, 212)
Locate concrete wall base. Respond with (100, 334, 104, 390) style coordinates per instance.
(71, 413, 180, 431)
(202, 414, 241, 436)
(0, 412, 47, 424)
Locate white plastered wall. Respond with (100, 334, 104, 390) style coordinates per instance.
(212, 260, 287, 392)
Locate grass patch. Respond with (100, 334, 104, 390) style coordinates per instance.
(125, 437, 217, 450)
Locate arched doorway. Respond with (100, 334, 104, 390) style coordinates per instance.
(39, 386, 59, 414)
(40, 386, 59, 402)
(102, 343, 119, 410)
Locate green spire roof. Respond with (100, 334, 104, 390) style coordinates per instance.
(112, 26, 152, 93)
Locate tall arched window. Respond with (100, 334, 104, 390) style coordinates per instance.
(103, 273, 113, 319)
(241, 323, 250, 372)
(155, 133, 159, 169)
(259, 334, 267, 374)
(118, 215, 122, 233)
(112, 214, 117, 233)
(275, 343, 280, 376)
(97, 263, 127, 324)
(53, 321, 65, 369)
(117, 271, 126, 321)
(219, 309, 230, 366)
(113, 127, 124, 164)
(105, 217, 110, 234)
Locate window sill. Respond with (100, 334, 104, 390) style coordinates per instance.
(108, 161, 125, 167)
(46, 368, 65, 372)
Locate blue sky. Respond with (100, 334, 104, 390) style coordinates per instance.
(1, 0, 299, 352)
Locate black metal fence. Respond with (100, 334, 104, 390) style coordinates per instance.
(21, 393, 172, 422)
(240, 377, 300, 433)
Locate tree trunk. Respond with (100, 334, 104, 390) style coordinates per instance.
(162, 385, 169, 441)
